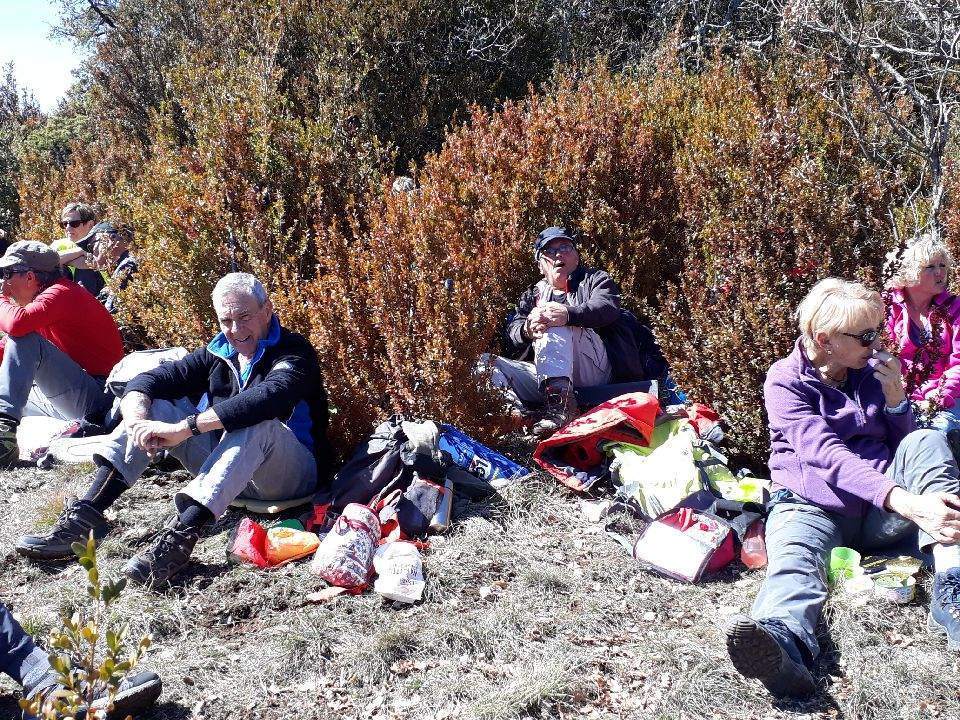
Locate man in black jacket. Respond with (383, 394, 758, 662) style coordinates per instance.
(17, 272, 334, 585)
(485, 226, 665, 437)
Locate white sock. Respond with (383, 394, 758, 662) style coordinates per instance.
(932, 543, 960, 573)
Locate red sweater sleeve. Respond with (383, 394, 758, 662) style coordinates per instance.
(0, 285, 70, 337)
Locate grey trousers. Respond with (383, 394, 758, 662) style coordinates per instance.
(0, 332, 111, 422)
(93, 398, 318, 518)
(751, 429, 960, 666)
(482, 325, 612, 405)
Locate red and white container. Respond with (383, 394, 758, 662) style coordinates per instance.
(310, 503, 381, 589)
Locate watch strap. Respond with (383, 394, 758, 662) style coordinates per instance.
(186, 413, 202, 436)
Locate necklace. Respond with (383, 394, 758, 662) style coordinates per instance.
(820, 368, 847, 386)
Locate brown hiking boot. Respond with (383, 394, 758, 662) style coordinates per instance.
(531, 377, 578, 438)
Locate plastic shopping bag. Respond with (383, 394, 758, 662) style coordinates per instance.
(373, 541, 425, 603)
(310, 503, 381, 590)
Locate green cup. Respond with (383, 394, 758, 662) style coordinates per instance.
(828, 546, 862, 585)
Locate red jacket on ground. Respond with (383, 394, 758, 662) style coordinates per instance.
(0, 278, 124, 376)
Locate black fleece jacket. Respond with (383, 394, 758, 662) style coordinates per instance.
(123, 317, 334, 475)
(504, 265, 667, 383)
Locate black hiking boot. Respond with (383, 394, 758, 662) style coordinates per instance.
(26, 669, 162, 719)
(531, 377, 578, 438)
(0, 414, 18, 466)
(928, 568, 960, 651)
(124, 518, 200, 586)
(725, 614, 816, 698)
(16, 499, 109, 561)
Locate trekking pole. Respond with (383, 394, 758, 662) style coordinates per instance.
(227, 227, 238, 273)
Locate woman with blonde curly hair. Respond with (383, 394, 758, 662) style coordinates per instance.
(725, 278, 960, 699)
(886, 233, 960, 431)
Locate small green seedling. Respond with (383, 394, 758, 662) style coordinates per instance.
(19, 531, 151, 720)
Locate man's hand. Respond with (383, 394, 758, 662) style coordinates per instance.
(872, 350, 907, 408)
(127, 419, 192, 459)
(886, 487, 960, 543)
(92, 233, 122, 269)
(538, 301, 569, 328)
(525, 307, 546, 339)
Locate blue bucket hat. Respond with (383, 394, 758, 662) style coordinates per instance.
(533, 226, 576, 260)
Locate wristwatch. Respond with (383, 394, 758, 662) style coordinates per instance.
(186, 413, 202, 436)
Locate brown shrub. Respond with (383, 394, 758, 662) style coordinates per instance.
(654, 55, 907, 465)
(306, 63, 683, 451)
(20, 16, 391, 350)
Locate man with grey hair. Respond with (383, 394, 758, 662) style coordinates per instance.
(18, 272, 334, 586)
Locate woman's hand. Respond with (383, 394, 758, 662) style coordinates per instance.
(886, 487, 960, 543)
(872, 350, 907, 408)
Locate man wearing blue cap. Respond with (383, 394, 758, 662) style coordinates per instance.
(483, 226, 635, 436)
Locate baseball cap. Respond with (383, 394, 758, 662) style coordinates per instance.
(0, 241, 60, 273)
(533, 226, 575, 260)
(77, 221, 118, 250)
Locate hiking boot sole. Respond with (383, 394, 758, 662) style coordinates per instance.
(725, 615, 816, 698)
(15, 539, 80, 562)
(92, 671, 163, 719)
(927, 612, 960, 651)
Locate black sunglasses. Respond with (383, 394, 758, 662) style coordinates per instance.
(0, 269, 27, 280)
(541, 243, 576, 258)
(841, 327, 881, 347)
(60, 218, 86, 228)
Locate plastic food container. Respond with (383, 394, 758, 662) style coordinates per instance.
(843, 574, 874, 596)
(872, 572, 916, 604)
(828, 546, 862, 585)
(884, 556, 923, 576)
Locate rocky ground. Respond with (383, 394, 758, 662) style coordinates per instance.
(0, 453, 958, 720)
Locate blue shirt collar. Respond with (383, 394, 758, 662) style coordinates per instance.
(207, 314, 281, 364)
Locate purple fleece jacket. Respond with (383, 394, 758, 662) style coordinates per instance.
(765, 339, 916, 516)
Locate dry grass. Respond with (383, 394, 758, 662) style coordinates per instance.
(1, 461, 958, 719)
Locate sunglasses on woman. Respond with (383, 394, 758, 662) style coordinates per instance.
(60, 218, 86, 229)
(841, 327, 881, 347)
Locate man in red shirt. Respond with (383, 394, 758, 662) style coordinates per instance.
(0, 241, 124, 464)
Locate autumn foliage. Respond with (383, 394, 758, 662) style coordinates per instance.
(9, 38, 940, 464)
(306, 66, 682, 449)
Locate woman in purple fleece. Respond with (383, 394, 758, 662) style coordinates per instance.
(725, 278, 960, 698)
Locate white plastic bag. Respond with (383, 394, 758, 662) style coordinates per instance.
(373, 541, 425, 603)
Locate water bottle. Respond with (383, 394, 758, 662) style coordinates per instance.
(429, 478, 454, 534)
(740, 519, 767, 569)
